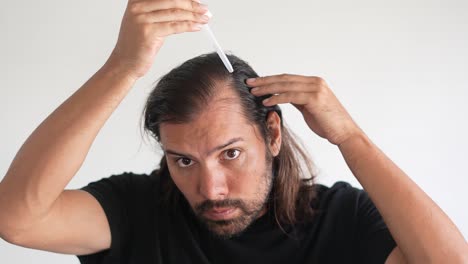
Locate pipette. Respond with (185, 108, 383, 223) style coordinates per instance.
(202, 10, 234, 73)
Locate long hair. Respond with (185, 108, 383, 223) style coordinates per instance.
(142, 52, 318, 227)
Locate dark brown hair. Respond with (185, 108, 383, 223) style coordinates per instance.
(142, 52, 318, 227)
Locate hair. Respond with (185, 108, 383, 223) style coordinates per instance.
(142, 52, 318, 228)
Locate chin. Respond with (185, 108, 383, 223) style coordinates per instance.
(201, 210, 261, 240)
(204, 220, 249, 240)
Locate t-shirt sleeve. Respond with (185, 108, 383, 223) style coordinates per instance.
(76, 172, 139, 264)
(354, 189, 397, 263)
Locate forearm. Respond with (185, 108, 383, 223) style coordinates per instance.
(338, 133, 468, 263)
(0, 55, 137, 231)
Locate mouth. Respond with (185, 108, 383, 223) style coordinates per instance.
(204, 207, 237, 221)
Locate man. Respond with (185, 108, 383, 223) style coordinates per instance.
(0, 0, 467, 263)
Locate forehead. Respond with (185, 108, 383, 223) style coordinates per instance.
(159, 90, 261, 153)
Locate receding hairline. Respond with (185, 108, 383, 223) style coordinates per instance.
(195, 77, 247, 116)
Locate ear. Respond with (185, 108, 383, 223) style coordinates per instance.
(266, 111, 282, 157)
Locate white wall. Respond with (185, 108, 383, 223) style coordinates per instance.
(1, 0, 467, 262)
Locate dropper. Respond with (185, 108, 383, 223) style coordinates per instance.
(201, 10, 234, 73)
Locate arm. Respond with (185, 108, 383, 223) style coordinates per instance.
(338, 132, 468, 263)
(247, 74, 468, 263)
(0, 59, 136, 253)
(0, 0, 210, 254)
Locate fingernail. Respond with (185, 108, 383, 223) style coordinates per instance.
(247, 78, 256, 83)
(263, 98, 270, 105)
(201, 15, 210, 22)
(250, 87, 259, 93)
(192, 23, 204, 30)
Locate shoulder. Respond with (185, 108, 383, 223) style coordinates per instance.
(311, 181, 390, 233)
(308, 181, 396, 263)
(310, 181, 375, 225)
(80, 169, 163, 206)
(77, 170, 164, 263)
(313, 181, 364, 208)
(82, 169, 160, 191)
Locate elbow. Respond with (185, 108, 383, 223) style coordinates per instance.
(0, 217, 40, 248)
(0, 185, 42, 246)
(0, 225, 28, 246)
(0, 212, 36, 247)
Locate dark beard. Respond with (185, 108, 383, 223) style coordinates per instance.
(194, 195, 268, 240)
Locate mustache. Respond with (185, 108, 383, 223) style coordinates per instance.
(195, 199, 248, 214)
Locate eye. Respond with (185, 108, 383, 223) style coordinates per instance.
(223, 149, 241, 160)
(176, 157, 194, 168)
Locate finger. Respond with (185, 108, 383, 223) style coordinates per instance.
(152, 21, 204, 37)
(129, 0, 208, 15)
(246, 74, 323, 87)
(137, 9, 210, 24)
(263, 92, 311, 107)
(250, 82, 320, 96)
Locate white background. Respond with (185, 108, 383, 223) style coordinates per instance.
(1, 0, 467, 262)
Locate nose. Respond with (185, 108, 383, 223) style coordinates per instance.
(198, 163, 229, 200)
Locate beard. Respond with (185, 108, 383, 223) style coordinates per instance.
(193, 150, 274, 240)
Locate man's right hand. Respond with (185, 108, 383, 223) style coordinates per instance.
(110, 0, 210, 80)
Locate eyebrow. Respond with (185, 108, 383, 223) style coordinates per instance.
(165, 137, 244, 158)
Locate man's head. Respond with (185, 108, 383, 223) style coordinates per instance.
(143, 53, 317, 238)
(159, 86, 281, 238)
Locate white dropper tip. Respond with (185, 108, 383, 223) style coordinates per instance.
(201, 10, 234, 73)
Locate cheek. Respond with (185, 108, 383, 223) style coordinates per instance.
(229, 149, 268, 190)
(245, 145, 268, 173)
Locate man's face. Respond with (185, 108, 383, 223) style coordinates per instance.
(159, 90, 279, 239)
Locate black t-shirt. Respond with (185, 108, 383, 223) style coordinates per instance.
(77, 171, 396, 263)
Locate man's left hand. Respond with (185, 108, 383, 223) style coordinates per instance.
(247, 74, 363, 145)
